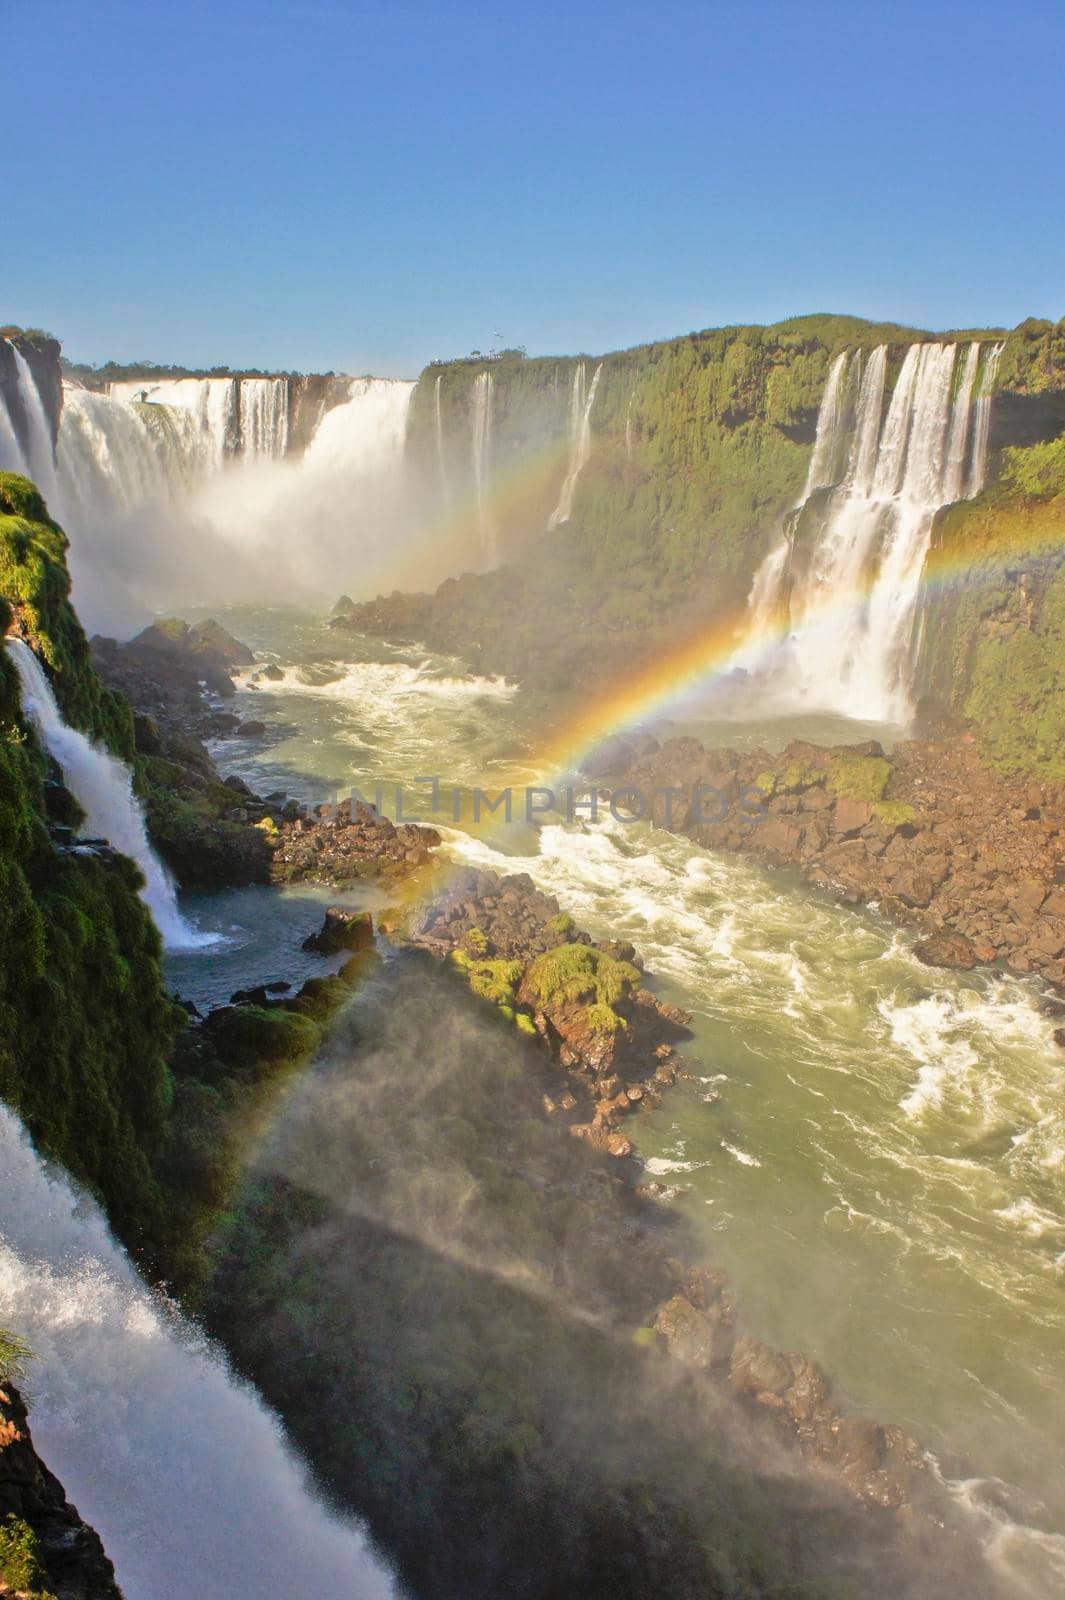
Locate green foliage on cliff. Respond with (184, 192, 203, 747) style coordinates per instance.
(913, 474, 1065, 778)
(0, 473, 134, 758)
(0, 1516, 57, 1600)
(0, 477, 180, 1256)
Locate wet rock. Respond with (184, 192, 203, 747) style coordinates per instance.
(729, 1335, 793, 1400)
(913, 931, 977, 969)
(303, 907, 375, 955)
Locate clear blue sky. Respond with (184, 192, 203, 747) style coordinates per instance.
(5, 0, 1063, 375)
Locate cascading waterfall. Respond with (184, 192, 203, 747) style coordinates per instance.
(434, 372, 451, 501)
(0, 1103, 396, 1600)
(744, 339, 999, 723)
(968, 342, 1005, 497)
(547, 360, 603, 530)
(7, 346, 59, 498)
(5, 638, 211, 952)
(57, 386, 172, 519)
(107, 377, 242, 475)
(53, 375, 416, 630)
(470, 371, 496, 565)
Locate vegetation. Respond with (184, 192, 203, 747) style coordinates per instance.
(0, 1329, 30, 1381)
(0, 1516, 57, 1600)
(825, 753, 892, 802)
(912, 430, 1065, 779)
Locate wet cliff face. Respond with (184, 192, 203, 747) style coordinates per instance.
(0, 1382, 121, 1599)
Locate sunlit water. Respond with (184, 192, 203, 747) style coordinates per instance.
(170, 605, 1065, 1596)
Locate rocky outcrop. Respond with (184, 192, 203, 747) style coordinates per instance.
(397, 865, 693, 1156)
(270, 799, 441, 886)
(0, 1384, 121, 1598)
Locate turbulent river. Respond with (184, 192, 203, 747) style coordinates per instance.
(167, 605, 1065, 1597)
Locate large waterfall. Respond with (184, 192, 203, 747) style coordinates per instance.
(746, 339, 1003, 724)
(6, 638, 210, 951)
(547, 360, 602, 530)
(50, 374, 416, 630)
(0, 1103, 396, 1600)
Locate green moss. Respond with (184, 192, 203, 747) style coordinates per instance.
(524, 944, 640, 1025)
(0, 1516, 58, 1599)
(825, 754, 892, 802)
(463, 926, 489, 956)
(547, 911, 574, 937)
(0, 473, 134, 759)
(514, 1012, 538, 1037)
(872, 800, 916, 827)
(585, 1002, 625, 1036)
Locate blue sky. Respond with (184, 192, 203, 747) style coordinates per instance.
(5, 0, 1063, 375)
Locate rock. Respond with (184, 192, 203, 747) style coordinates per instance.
(238, 719, 267, 737)
(833, 797, 873, 837)
(654, 1293, 734, 1368)
(0, 1383, 122, 1597)
(302, 907, 375, 955)
(260, 663, 285, 681)
(729, 1334, 793, 1399)
(913, 931, 976, 969)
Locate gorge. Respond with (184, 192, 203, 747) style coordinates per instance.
(1, 306, 1064, 1600)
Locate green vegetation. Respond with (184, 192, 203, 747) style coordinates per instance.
(912, 424, 1065, 778)
(0, 1516, 57, 1600)
(0, 1329, 30, 1380)
(524, 942, 641, 1028)
(825, 754, 892, 802)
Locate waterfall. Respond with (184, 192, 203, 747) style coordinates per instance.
(5, 639, 211, 952)
(107, 377, 241, 475)
(57, 386, 172, 520)
(470, 371, 495, 565)
(0, 1103, 396, 1600)
(744, 339, 999, 724)
(434, 373, 451, 501)
(238, 377, 289, 460)
(967, 342, 1005, 497)
(547, 361, 603, 530)
(6, 347, 59, 498)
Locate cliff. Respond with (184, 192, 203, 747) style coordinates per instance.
(0, 471, 180, 1260)
(0, 1381, 120, 1599)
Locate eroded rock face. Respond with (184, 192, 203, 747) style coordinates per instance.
(0, 1383, 121, 1599)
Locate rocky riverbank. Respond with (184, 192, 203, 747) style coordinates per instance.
(589, 728, 1065, 1004)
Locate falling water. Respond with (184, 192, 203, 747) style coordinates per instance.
(470, 371, 496, 565)
(9, 348, 59, 499)
(968, 342, 1005, 497)
(547, 361, 603, 530)
(0, 1103, 396, 1600)
(434, 373, 451, 501)
(57, 386, 172, 520)
(5, 638, 212, 952)
(238, 377, 289, 460)
(107, 377, 242, 475)
(745, 340, 998, 723)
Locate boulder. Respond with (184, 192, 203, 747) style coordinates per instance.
(302, 907, 375, 955)
(913, 931, 977, 969)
